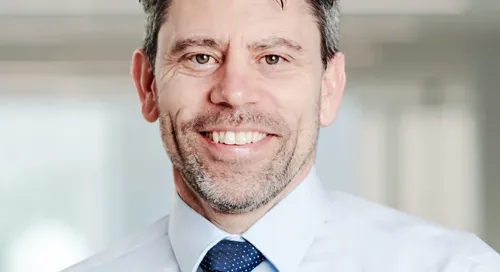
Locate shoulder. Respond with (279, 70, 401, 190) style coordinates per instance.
(317, 191, 500, 270)
(62, 215, 178, 272)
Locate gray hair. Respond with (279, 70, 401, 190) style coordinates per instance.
(138, 0, 340, 69)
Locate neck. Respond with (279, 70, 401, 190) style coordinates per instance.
(173, 164, 313, 234)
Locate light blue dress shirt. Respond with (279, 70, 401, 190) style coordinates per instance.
(63, 167, 500, 272)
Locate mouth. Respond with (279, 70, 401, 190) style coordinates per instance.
(200, 131, 272, 145)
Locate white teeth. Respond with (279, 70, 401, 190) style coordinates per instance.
(212, 132, 219, 143)
(252, 132, 257, 142)
(208, 131, 268, 145)
(246, 132, 253, 143)
(235, 132, 247, 145)
(253, 132, 261, 142)
(224, 131, 235, 144)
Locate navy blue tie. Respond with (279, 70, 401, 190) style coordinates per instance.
(199, 239, 266, 272)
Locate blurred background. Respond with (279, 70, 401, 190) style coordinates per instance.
(1, 0, 499, 271)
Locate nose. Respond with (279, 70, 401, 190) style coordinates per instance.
(210, 54, 261, 108)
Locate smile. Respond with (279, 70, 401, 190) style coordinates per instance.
(201, 131, 269, 145)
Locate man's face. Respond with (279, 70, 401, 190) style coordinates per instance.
(135, 0, 345, 213)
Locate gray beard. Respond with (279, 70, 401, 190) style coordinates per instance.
(159, 107, 319, 214)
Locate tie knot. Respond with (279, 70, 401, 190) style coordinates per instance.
(200, 239, 266, 272)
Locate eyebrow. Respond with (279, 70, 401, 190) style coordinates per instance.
(249, 37, 303, 52)
(169, 37, 227, 55)
(168, 36, 303, 55)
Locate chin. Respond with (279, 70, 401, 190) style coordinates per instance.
(193, 169, 284, 214)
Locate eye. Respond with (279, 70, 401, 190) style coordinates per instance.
(263, 55, 283, 65)
(192, 54, 213, 65)
(180, 53, 220, 75)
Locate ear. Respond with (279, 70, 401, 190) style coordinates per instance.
(319, 52, 346, 127)
(131, 49, 159, 123)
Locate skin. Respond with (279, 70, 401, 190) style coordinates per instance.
(131, 0, 346, 234)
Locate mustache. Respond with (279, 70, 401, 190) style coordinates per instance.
(181, 107, 288, 135)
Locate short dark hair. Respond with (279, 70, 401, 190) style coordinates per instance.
(138, 0, 340, 69)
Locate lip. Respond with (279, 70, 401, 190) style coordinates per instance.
(199, 126, 277, 136)
(198, 131, 276, 159)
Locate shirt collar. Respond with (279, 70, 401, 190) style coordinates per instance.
(168, 166, 330, 272)
(168, 192, 230, 272)
(242, 167, 330, 272)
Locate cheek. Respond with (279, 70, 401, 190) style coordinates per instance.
(157, 74, 213, 119)
(265, 74, 321, 128)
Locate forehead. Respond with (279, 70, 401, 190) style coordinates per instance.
(162, 0, 320, 49)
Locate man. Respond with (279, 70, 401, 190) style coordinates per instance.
(63, 0, 500, 271)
